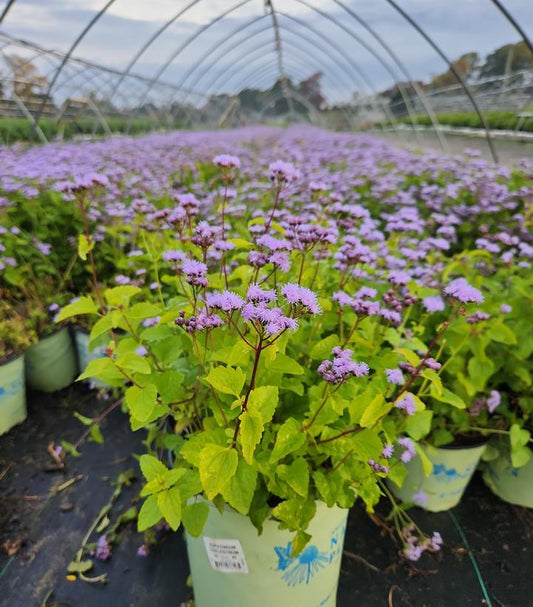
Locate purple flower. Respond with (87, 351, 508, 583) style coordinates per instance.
(281, 283, 321, 314)
(213, 154, 240, 169)
(423, 295, 445, 312)
(486, 390, 501, 413)
(412, 489, 428, 507)
(269, 160, 300, 184)
(368, 459, 389, 474)
(206, 290, 244, 312)
(35, 241, 52, 256)
(318, 348, 369, 385)
(404, 544, 422, 561)
(398, 437, 416, 463)
(395, 394, 416, 416)
(143, 316, 160, 328)
(269, 252, 290, 272)
(388, 270, 410, 285)
(115, 274, 132, 285)
(430, 532, 443, 550)
(444, 278, 484, 304)
(92, 535, 112, 561)
(386, 368, 404, 385)
(48, 303, 60, 312)
(500, 304, 512, 314)
(137, 544, 150, 557)
(162, 250, 186, 263)
(135, 345, 148, 357)
(382, 443, 394, 459)
(246, 284, 276, 303)
(467, 311, 491, 324)
(182, 259, 208, 287)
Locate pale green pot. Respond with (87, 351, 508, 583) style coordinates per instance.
(389, 443, 487, 512)
(73, 329, 109, 388)
(25, 327, 78, 392)
(0, 354, 26, 435)
(483, 453, 533, 508)
(186, 501, 348, 607)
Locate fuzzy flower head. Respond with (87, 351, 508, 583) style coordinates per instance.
(386, 368, 404, 385)
(213, 154, 240, 170)
(444, 278, 484, 304)
(397, 437, 416, 463)
(206, 290, 244, 312)
(318, 347, 369, 385)
(395, 393, 416, 416)
(486, 390, 501, 413)
(281, 283, 321, 314)
(269, 160, 301, 185)
(181, 259, 208, 287)
(423, 295, 445, 312)
(246, 284, 276, 303)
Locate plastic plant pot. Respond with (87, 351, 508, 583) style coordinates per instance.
(25, 327, 78, 392)
(73, 328, 109, 388)
(483, 453, 533, 508)
(0, 353, 26, 435)
(389, 442, 487, 512)
(186, 500, 348, 607)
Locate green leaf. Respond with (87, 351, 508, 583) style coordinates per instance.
(105, 285, 141, 307)
(157, 486, 182, 531)
(128, 303, 163, 319)
(116, 355, 151, 375)
(198, 445, 238, 500)
(240, 409, 264, 465)
(138, 494, 161, 531)
(139, 454, 167, 481)
(77, 357, 122, 384)
(272, 498, 316, 531)
(486, 322, 517, 345)
(277, 458, 309, 498)
(89, 315, 114, 341)
(55, 296, 98, 322)
(182, 501, 210, 537)
(468, 357, 495, 392)
(267, 354, 304, 375)
(360, 395, 391, 428)
(90, 425, 104, 444)
(405, 410, 433, 440)
(309, 335, 340, 360)
(125, 384, 158, 422)
(247, 386, 278, 424)
(291, 530, 311, 557)
(206, 366, 246, 397)
(421, 369, 442, 396)
(221, 458, 257, 515)
(270, 418, 306, 463)
(155, 370, 185, 403)
(67, 559, 93, 574)
(77, 234, 94, 261)
(396, 348, 421, 367)
(430, 386, 466, 409)
(416, 445, 433, 476)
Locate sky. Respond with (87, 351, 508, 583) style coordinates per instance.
(0, 0, 531, 106)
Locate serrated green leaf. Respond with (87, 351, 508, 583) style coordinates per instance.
(182, 501, 210, 537)
(240, 409, 264, 465)
(78, 234, 94, 261)
(247, 386, 278, 424)
(139, 454, 167, 481)
(270, 418, 306, 463)
(138, 494, 161, 531)
(405, 410, 433, 440)
(157, 486, 182, 531)
(56, 296, 98, 322)
(268, 354, 304, 375)
(360, 394, 391, 428)
(430, 386, 466, 409)
(125, 384, 158, 422)
(89, 315, 114, 342)
(205, 366, 246, 397)
(309, 335, 340, 360)
(105, 285, 141, 307)
(116, 355, 151, 375)
(277, 458, 309, 498)
(198, 445, 238, 500)
(221, 458, 257, 515)
(128, 302, 163, 319)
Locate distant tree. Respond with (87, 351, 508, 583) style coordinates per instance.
(4, 55, 48, 99)
(428, 52, 479, 89)
(479, 41, 533, 79)
(298, 72, 325, 109)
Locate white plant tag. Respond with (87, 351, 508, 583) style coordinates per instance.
(203, 537, 249, 574)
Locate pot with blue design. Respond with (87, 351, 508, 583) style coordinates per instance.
(185, 500, 348, 607)
(0, 353, 26, 435)
(483, 451, 533, 508)
(388, 441, 487, 512)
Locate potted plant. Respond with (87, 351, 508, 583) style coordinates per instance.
(57, 157, 445, 603)
(0, 299, 35, 434)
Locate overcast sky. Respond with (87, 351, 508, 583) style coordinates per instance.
(0, 0, 531, 104)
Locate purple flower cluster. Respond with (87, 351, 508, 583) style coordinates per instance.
(281, 283, 321, 314)
(397, 437, 416, 463)
(402, 525, 442, 561)
(444, 278, 484, 304)
(318, 347, 369, 385)
(213, 154, 240, 169)
(395, 393, 416, 416)
(269, 160, 300, 185)
(92, 535, 112, 561)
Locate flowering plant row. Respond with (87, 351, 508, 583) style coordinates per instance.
(1, 127, 532, 558)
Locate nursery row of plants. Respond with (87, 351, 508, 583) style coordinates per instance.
(384, 110, 533, 132)
(0, 116, 181, 144)
(1, 126, 532, 605)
